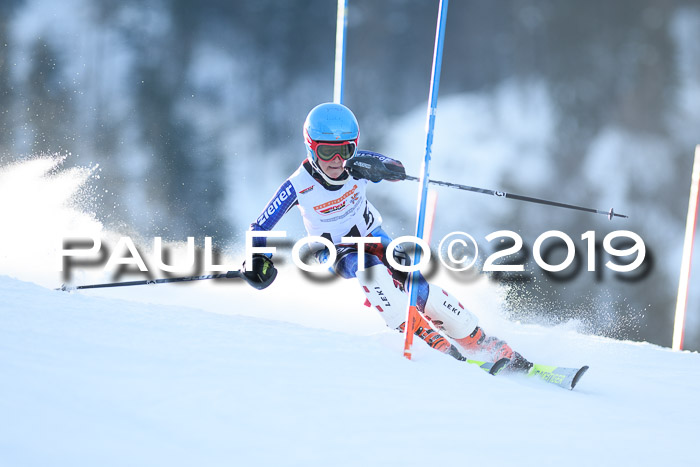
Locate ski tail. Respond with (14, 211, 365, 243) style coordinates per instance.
(570, 365, 589, 390)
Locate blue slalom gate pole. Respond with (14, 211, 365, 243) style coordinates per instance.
(334, 0, 348, 104)
(404, 0, 449, 359)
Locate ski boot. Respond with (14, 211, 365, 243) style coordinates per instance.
(454, 326, 533, 373)
(398, 315, 465, 361)
(502, 351, 533, 374)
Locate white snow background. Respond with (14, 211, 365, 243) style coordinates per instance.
(1, 151, 699, 466)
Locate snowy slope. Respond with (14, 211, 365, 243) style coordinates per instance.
(1, 273, 698, 467)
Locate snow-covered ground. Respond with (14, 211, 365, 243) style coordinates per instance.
(1, 272, 699, 467)
(1, 152, 698, 467)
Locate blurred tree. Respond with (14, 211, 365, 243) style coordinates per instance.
(0, 19, 12, 157)
(25, 39, 77, 155)
(0, 0, 25, 158)
(122, 0, 229, 238)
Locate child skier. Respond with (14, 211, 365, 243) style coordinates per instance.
(243, 102, 532, 372)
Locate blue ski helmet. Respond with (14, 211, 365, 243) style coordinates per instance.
(303, 103, 359, 166)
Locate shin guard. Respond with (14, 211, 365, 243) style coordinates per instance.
(422, 284, 478, 340)
(356, 263, 408, 330)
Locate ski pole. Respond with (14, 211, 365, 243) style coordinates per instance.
(56, 269, 269, 292)
(403, 174, 628, 220)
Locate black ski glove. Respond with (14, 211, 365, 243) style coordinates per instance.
(345, 155, 384, 182)
(382, 158, 407, 181)
(241, 254, 277, 289)
(345, 154, 406, 182)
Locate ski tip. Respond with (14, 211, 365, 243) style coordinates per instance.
(570, 365, 589, 390)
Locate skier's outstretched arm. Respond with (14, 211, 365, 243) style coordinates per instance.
(240, 179, 299, 289)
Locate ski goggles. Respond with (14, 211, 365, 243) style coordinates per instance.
(310, 139, 357, 162)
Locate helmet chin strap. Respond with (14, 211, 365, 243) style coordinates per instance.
(310, 158, 349, 186)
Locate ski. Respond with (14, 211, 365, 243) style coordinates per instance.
(470, 359, 589, 390)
